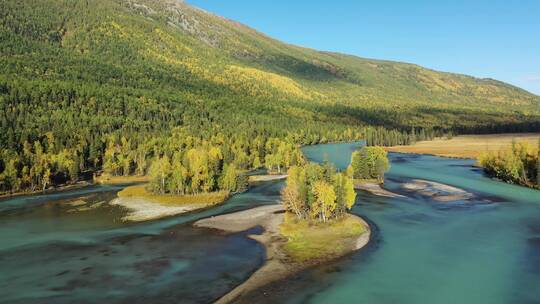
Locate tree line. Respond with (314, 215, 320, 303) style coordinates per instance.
(0, 77, 362, 194)
(362, 126, 443, 147)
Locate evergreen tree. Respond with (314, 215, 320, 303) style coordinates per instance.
(350, 146, 390, 181)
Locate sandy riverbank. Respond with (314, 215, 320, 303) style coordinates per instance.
(110, 197, 209, 221)
(109, 185, 229, 221)
(195, 205, 371, 304)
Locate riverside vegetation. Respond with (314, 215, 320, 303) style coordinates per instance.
(349, 146, 391, 183)
(479, 140, 540, 189)
(2, 0, 540, 195)
(109, 135, 305, 203)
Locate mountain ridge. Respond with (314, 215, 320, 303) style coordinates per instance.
(125, 0, 539, 101)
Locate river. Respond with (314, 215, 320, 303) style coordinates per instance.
(1, 142, 539, 303)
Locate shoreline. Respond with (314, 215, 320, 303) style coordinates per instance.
(248, 174, 288, 183)
(110, 197, 216, 222)
(0, 181, 94, 200)
(194, 205, 371, 304)
(0, 174, 149, 201)
(112, 185, 230, 221)
(94, 174, 150, 185)
(385, 149, 474, 160)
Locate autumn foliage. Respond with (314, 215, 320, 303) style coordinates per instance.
(281, 162, 356, 223)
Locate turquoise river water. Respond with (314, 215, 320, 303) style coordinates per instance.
(1, 142, 539, 303)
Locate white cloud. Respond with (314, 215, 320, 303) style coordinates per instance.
(525, 75, 540, 82)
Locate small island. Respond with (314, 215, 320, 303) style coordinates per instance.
(112, 185, 230, 221)
(110, 149, 249, 221)
(347, 146, 401, 197)
(196, 161, 370, 303)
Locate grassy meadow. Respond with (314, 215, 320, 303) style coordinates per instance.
(279, 213, 366, 262)
(117, 185, 230, 206)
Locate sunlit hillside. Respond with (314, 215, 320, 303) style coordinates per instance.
(2, 0, 540, 139)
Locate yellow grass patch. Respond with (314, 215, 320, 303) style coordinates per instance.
(94, 174, 149, 185)
(279, 213, 366, 262)
(117, 185, 230, 206)
(386, 133, 540, 159)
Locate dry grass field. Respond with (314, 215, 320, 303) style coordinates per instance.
(386, 133, 540, 159)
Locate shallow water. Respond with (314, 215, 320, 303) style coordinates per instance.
(0, 181, 283, 303)
(1, 142, 540, 303)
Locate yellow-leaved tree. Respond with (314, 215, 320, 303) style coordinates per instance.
(311, 180, 337, 223)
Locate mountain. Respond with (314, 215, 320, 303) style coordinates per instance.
(2, 0, 540, 193)
(2, 0, 540, 138)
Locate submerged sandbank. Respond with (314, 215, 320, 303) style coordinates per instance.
(354, 179, 476, 202)
(402, 179, 474, 202)
(355, 182, 405, 198)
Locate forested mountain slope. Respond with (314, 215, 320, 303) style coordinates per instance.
(0, 0, 539, 193)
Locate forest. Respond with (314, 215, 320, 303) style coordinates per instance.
(1, 0, 540, 194)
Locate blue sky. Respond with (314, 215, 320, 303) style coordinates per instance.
(187, 1, 540, 95)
